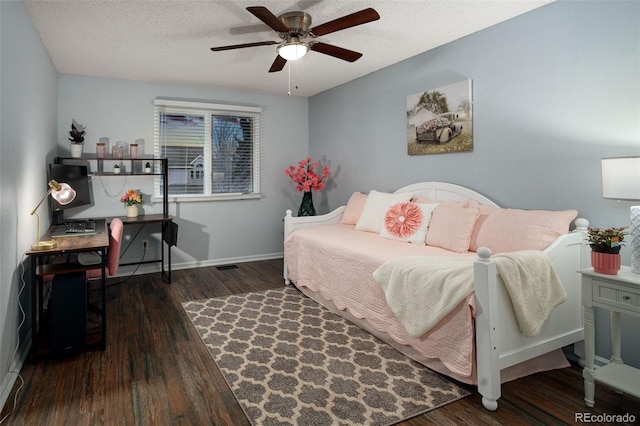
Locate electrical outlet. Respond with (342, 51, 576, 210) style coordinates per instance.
(142, 239, 149, 250)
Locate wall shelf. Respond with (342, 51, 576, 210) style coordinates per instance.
(56, 155, 169, 217)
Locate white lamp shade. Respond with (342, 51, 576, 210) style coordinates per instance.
(30, 180, 76, 250)
(277, 43, 308, 61)
(50, 181, 76, 205)
(602, 157, 640, 274)
(601, 157, 640, 200)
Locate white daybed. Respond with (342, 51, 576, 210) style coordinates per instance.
(283, 182, 589, 411)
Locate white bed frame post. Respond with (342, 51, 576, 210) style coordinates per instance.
(473, 247, 501, 411)
(283, 209, 293, 285)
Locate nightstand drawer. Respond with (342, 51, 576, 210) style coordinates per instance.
(593, 280, 640, 313)
(618, 291, 638, 308)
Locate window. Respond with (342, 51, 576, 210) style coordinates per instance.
(153, 99, 262, 201)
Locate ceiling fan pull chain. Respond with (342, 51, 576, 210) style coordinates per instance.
(287, 61, 300, 96)
(288, 61, 291, 96)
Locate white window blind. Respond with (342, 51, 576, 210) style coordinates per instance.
(153, 99, 262, 201)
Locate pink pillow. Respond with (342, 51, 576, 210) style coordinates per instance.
(379, 202, 439, 245)
(468, 205, 501, 252)
(471, 208, 579, 253)
(340, 192, 367, 225)
(426, 206, 480, 253)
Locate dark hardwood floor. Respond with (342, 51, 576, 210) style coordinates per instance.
(2, 259, 638, 425)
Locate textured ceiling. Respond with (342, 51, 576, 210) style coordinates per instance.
(22, 0, 553, 97)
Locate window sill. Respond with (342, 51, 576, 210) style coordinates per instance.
(153, 193, 262, 203)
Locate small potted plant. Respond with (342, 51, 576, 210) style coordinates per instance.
(587, 226, 627, 274)
(68, 120, 86, 158)
(113, 163, 121, 174)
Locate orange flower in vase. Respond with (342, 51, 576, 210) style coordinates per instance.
(121, 189, 144, 218)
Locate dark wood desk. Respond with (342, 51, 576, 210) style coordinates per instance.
(103, 214, 175, 283)
(25, 229, 109, 362)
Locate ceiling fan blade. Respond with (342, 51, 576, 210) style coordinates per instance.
(269, 55, 287, 73)
(247, 6, 290, 33)
(211, 41, 277, 52)
(310, 8, 380, 37)
(310, 42, 362, 62)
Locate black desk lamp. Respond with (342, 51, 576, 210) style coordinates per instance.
(31, 179, 76, 250)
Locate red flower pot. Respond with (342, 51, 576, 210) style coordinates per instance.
(591, 251, 621, 275)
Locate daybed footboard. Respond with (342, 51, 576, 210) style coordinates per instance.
(473, 226, 588, 411)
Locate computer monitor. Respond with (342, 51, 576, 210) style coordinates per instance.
(48, 164, 92, 224)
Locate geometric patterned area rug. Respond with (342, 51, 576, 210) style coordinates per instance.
(182, 286, 470, 426)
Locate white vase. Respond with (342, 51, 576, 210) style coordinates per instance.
(126, 205, 138, 218)
(70, 143, 83, 158)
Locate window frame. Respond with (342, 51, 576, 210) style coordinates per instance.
(153, 98, 262, 203)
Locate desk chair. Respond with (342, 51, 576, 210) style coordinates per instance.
(80, 218, 123, 321)
(81, 218, 123, 279)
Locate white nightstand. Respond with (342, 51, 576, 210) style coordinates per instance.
(580, 266, 640, 407)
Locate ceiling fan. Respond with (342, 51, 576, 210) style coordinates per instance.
(211, 6, 380, 73)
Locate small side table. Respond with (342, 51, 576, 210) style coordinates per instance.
(580, 266, 640, 407)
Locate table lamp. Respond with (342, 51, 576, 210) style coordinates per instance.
(30, 179, 76, 250)
(601, 157, 640, 274)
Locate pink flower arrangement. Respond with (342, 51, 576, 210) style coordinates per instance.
(284, 157, 330, 192)
(121, 189, 144, 206)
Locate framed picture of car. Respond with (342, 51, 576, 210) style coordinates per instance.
(406, 79, 473, 155)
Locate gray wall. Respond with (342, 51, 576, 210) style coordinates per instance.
(57, 75, 308, 267)
(0, 0, 59, 409)
(308, 0, 640, 367)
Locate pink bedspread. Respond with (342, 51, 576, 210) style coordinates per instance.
(284, 223, 478, 377)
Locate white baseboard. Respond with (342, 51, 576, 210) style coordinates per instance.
(115, 252, 284, 277)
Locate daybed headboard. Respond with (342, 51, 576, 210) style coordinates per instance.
(394, 182, 500, 207)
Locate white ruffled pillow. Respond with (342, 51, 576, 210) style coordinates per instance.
(379, 202, 440, 245)
(355, 190, 413, 233)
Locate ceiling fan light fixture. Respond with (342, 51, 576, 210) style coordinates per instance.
(277, 41, 309, 61)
